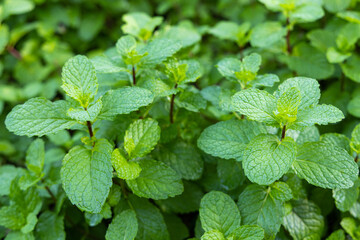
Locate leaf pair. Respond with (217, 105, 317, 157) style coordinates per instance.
(232, 77, 344, 129)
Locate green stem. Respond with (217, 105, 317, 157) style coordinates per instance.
(169, 83, 178, 124)
(285, 17, 292, 55)
(132, 65, 136, 85)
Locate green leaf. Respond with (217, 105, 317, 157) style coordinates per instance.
(351, 123, 360, 153)
(326, 47, 351, 63)
(348, 97, 360, 118)
(326, 230, 345, 240)
(0, 25, 9, 54)
(197, 119, 267, 161)
(159, 25, 201, 48)
(60, 139, 113, 213)
(164, 213, 189, 240)
(156, 142, 204, 180)
(201, 230, 225, 240)
(276, 77, 320, 110)
(156, 181, 203, 214)
(320, 133, 350, 153)
(227, 225, 265, 240)
(5, 98, 76, 137)
(122, 12, 163, 41)
(3, 0, 34, 15)
(0, 205, 25, 230)
(238, 182, 292, 239)
(175, 91, 207, 112)
(200, 191, 241, 236)
(243, 134, 296, 185)
(340, 217, 360, 240)
(333, 180, 360, 212)
(61, 55, 98, 108)
(217, 159, 245, 191)
(124, 118, 160, 159)
(99, 87, 153, 120)
(129, 195, 169, 240)
(35, 211, 65, 240)
(250, 21, 286, 49)
(0, 165, 24, 196)
(216, 58, 241, 81)
(287, 43, 334, 79)
(67, 99, 102, 122)
(105, 209, 138, 240)
(292, 142, 358, 189)
(293, 104, 344, 129)
(276, 87, 301, 124)
(140, 38, 182, 67)
(91, 56, 126, 73)
(126, 159, 183, 199)
(290, 4, 324, 23)
(232, 89, 277, 124)
(111, 148, 141, 180)
(209, 21, 250, 45)
(283, 200, 324, 240)
(341, 54, 360, 83)
(337, 11, 360, 24)
(324, 0, 351, 13)
(25, 139, 45, 175)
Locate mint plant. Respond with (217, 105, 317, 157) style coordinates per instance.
(3, 1, 360, 240)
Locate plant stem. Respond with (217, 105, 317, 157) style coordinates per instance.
(45, 186, 57, 202)
(281, 125, 287, 140)
(286, 17, 292, 55)
(340, 72, 345, 92)
(132, 65, 136, 85)
(169, 83, 178, 124)
(355, 154, 359, 163)
(6, 46, 22, 60)
(86, 121, 93, 139)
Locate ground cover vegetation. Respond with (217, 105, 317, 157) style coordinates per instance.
(2, 0, 360, 239)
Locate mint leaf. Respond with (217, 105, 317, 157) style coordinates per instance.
(243, 134, 296, 185)
(61, 139, 113, 213)
(232, 89, 277, 124)
(276, 87, 301, 124)
(283, 200, 324, 240)
(35, 211, 65, 240)
(124, 118, 160, 159)
(5, 98, 76, 137)
(292, 142, 358, 189)
(126, 159, 183, 199)
(333, 180, 360, 212)
(99, 87, 153, 120)
(201, 230, 225, 240)
(61, 55, 98, 108)
(293, 105, 344, 128)
(122, 12, 163, 41)
(216, 58, 241, 81)
(200, 191, 241, 236)
(197, 119, 267, 161)
(228, 225, 265, 240)
(276, 77, 320, 110)
(0, 166, 24, 196)
(129, 195, 169, 240)
(67, 99, 102, 122)
(250, 21, 286, 49)
(105, 209, 138, 240)
(111, 148, 141, 180)
(25, 139, 45, 176)
(238, 182, 292, 239)
(351, 123, 360, 153)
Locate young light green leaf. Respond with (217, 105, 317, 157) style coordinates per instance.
(227, 225, 265, 240)
(5, 98, 77, 137)
(124, 118, 160, 159)
(326, 230, 345, 240)
(351, 123, 360, 153)
(238, 182, 292, 239)
(0, 165, 25, 196)
(324, 0, 351, 13)
(276, 87, 301, 124)
(99, 87, 153, 120)
(116, 35, 137, 56)
(61, 55, 98, 108)
(197, 119, 267, 161)
(175, 91, 207, 112)
(61, 139, 113, 213)
(292, 142, 358, 189)
(200, 191, 241, 236)
(276, 77, 320, 110)
(67, 99, 102, 122)
(201, 230, 225, 240)
(126, 159, 183, 199)
(243, 53, 261, 73)
(122, 12, 163, 41)
(243, 134, 296, 185)
(283, 200, 324, 240)
(105, 209, 138, 240)
(231, 89, 277, 124)
(25, 139, 45, 176)
(111, 148, 141, 180)
(216, 58, 241, 81)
